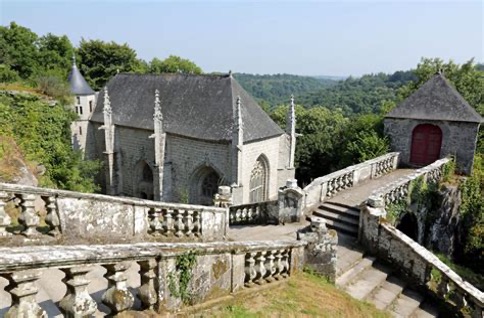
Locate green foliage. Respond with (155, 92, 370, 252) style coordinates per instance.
(0, 64, 20, 83)
(385, 202, 407, 225)
(300, 71, 416, 116)
(235, 73, 336, 109)
(271, 104, 348, 184)
(78, 38, 143, 90)
(36, 33, 75, 79)
(457, 154, 484, 273)
(442, 159, 456, 183)
(35, 76, 73, 105)
(168, 251, 197, 305)
(149, 55, 202, 75)
(0, 92, 100, 192)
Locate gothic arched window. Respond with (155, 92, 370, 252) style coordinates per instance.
(249, 156, 268, 203)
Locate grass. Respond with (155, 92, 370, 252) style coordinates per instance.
(201, 271, 391, 318)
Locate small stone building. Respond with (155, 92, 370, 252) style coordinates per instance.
(72, 72, 296, 205)
(384, 73, 483, 174)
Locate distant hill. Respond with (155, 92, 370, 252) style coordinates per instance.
(234, 73, 337, 109)
(313, 75, 348, 81)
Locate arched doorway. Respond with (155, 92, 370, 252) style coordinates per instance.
(249, 156, 269, 203)
(136, 161, 154, 200)
(190, 166, 220, 205)
(397, 213, 418, 241)
(410, 124, 442, 166)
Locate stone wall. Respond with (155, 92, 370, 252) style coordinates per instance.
(360, 203, 483, 317)
(0, 240, 306, 316)
(384, 118, 480, 175)
(0, 182, 227, 245)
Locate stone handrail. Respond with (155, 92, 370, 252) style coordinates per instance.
(0, 240, 306, 316)
(229, 200, 278, 225)
(361, 212, 483, 317)
(0, 182, 227, 245)
(303, 152, 400, 209)
(367, 157, 451, 208)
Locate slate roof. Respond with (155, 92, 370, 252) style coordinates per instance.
(386, 73, 483, 123)
(68, 64, 95, 95)
(90, 73, 284, 142)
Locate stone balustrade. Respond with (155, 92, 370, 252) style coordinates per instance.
(0, 240, 305, 316)
(229, 200, 277, 225)
(303, 152, 400, 210)
(367, 157, 451, 208)
(0, 182, 227, 245)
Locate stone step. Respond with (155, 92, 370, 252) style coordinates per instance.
(323, 218, 359, 237)
(410, 301, 440, 318)
(343, 263, 392, 300)
(389, 289, 425, 318)
(337, 256, 375, 286)
(365, 275, 406, 310)
(320, 202, 361, 219)
(314, 208, 360, 227)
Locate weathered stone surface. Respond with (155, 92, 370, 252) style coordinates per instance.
(58, 266, 97, 317)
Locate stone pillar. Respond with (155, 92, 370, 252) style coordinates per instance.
(99, 87, 116, 195)
(297, 216, 338, 283)
(231, 96, 244, 203)
(214, 186, 233, 208)
(277, 179, 304, 224)
(0, 191, 11, 237)
(149, 89, 166, 201)
(359, 196, 386, 254)
(286, 95, 297, 169)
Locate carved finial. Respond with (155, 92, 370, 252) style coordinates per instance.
(235, 95, 242, 129)
(229, 70, 232, 78)
(154, 89, 162, 121)
(72, 54, 76, 66)
(116, 68, 120, 74)
(290, 94, 295, 108)
(103, 86, 111, 114)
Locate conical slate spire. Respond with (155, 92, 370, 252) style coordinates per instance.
(68, 58, 95, 95)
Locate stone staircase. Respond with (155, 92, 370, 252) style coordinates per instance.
(337, 240, 440, 318)
(310, 202, 360, 237)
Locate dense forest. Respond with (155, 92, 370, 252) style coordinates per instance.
(0, 22, 482, 273)
(234, 73, 336, 110)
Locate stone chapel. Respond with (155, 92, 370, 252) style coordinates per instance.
(68, 63, 296, 205)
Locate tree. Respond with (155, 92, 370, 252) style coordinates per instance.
(0, 22, 39, 78)
(149, 55, 202, 75)
(37, 33, 75, 79)
(78, 39, 142, 90)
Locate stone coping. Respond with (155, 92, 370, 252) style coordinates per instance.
(304, 152, 399, 190)
(0, 240, 307, 272)
(381, 223, 484, 305)
(0, 182, 226, 213)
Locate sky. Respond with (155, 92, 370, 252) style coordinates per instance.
(1, 0, 483, 77)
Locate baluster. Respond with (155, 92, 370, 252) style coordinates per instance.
(281, 249, 290, 278)
(185, 209, 194, 237)
(326, 180, 332, 198)
(244, 252, 257, 287)
(59, 266, 97, 317)
(163, 209, 173, 236)
(436, 274, 449, 299)
(174, 209, 184, 237)
(43, 195, 60, 237)
(273, 250, 283, 280)
(138, 259, 158, 310)
(235, 208, 241, 222)
(247, 207, 253, 222)
(255, 251, 267, 285)
(102, 262, 134, 314)
(0, 191, 12, 236)
(18, 193, 40, 237)
(1, 269, 47, 317)
(229, 209, 235, 224)
(193, 211, 201, 237)
(265, 250, 276, 283)
(452, 289, 466, 310)
(148, 208, 162, 235)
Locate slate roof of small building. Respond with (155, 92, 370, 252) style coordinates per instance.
(386, 73, 483, 123)
(90, 73, 284, 142)
(68, 64, 95, 95)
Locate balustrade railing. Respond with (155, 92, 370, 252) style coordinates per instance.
(229, 200, 277, 225)
(0, 182, 227, 244)
(0, 240, 305, 316)
(368, 158, 451, 208)
(303, 152, 400, 210)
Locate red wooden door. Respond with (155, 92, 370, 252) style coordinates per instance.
(410, 124, 442, 166)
